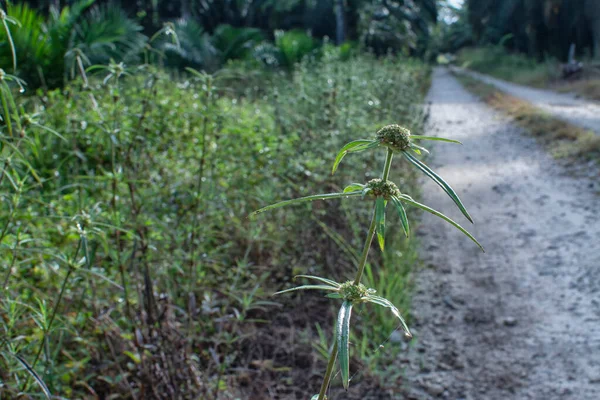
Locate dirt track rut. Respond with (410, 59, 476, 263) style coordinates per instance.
(401, 67, 600, 400)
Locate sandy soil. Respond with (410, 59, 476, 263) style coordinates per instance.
(452, 67, 600, 135)
(400, 68, 600, 400)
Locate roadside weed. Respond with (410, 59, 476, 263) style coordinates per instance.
(253, 125, 483, 398)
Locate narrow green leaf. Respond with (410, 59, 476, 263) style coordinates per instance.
(250, 191, 362, 217)
(295, 275, 341, 287)
(366, 295, 411, 338)
(332, 140, 378, 174)
(410, 143, 430, 155)
(337, 301, 353, 390)
(326, 293, 342, 299)
(402, 152, 473, 223)
(398, 194, 484, 252)
(343, 183, 365, 193)
(274, 285, 339, 296)
(2, 18, 17, 71)
(375, 197, 386, 251)
(11, 354, 51, 399)
(410, 135, 462, 144)
(0, 85, 13, 137)
(390, 196, 410, 237)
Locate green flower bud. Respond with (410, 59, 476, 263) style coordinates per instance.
(376, 124, 411, 152)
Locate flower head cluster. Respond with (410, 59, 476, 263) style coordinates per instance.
(366, 178, 401, 200)
(376, 124, 411, 151)
(339, 281, 375, 303)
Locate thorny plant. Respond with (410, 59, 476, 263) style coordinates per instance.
(251, 124, 484, 399)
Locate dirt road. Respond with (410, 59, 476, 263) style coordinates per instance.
(401, 68, 600, 400)
(452, 67, 600, 135)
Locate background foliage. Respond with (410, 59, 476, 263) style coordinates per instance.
(0, 8, 431, 393)
(439, 0, 600, 61)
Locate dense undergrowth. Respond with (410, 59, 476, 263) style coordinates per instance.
(0, 52, 430, 399)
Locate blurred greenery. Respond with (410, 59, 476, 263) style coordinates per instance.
(456, 46, 560, 87)
(438, 0, 600, 61)
(0, 16, 431, 393)
(0, 0, 441, 89)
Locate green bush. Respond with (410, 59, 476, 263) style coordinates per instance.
(0, 1, 144, 89)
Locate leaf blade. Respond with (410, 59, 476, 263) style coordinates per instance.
(337, 301, 353, 390)
(343, 183, 365, 193)
(332, 140, 378, 174)
(410, 135, 462, 144)
(10, 354, 51, 399)
(403, 152, 473, 223)
(366, 295, 411, 338)
(249, 191, 362, 217)
(375, 197, 386, 251)
(398, 194, 484, 252)
(391, 196, 410, 237)
(274, 285, 340, 296)
(295, 275, 341, 287)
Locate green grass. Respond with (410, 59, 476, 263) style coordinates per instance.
(1, 54, 431, 399)
(457, 46, 560, 87)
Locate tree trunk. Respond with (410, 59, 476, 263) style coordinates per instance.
(335, 0, 345, 45)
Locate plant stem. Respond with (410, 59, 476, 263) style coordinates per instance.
(381, 147, 394, 181)
(316, 340, 339, 400)
(352, 211, 377, 286)
(317, 147, 395, 399)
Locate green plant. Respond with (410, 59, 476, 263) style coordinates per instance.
(1, 15, 433, 395)
(275, 29, 317, 67)
(251, 124, 483, 398)
(0, 1, 145, 88)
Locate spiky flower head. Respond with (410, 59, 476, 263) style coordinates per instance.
(366, 178, 401, 200)
(339, 281, 375, 303)
(376, 124, 411, 151)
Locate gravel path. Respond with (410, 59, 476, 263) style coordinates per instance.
(401, 68, 600, 400)
(451, 67, 600, 135)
